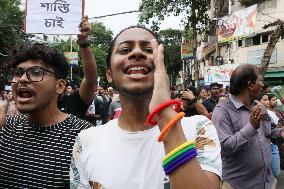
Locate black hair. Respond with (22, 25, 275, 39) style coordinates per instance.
(105, 25, 157, 70)
(210, 82, 221, 89)
(187, 85, 198, 97)
(268, 93, 276, 101)
(8, 43, 69, 79)
(256, 92, 267, 101)
(230, 64, 259, 95)
(67, 83, 75, 90)
(262, 84, 270, 91)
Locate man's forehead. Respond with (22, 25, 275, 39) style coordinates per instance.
(115, 28, 155, 45)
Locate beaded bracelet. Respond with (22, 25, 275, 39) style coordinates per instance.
(157, 112, 185, 142)
(146, 99, 182, 126)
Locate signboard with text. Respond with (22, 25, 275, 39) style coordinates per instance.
(24, 0, 84, 34)
(247, 48, 277, 65)
(64, 52, 78, 66)
(217, 4, 257, 43)
(204, 64, 239, 85)
(181, 41, 194, 60)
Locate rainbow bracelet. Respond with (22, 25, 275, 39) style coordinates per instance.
(164, 150, 198, 175)
(162, 141, 198, 175)
(163, 140, 195, 162)
(162, 144, 195, 167)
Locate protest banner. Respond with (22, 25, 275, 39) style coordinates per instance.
(25, 0, 84, 34)
(204, 64, 239, 86)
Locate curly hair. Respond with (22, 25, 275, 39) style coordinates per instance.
(8, 43, 69, 79)
(105, 25, 158, 70)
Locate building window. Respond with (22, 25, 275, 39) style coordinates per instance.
(253, 36, 261, 45)
(262, 35, 269, 43)
(245, 38, 253, 47)
(281, 32, 284, 40)
(238, 40, 243, 47)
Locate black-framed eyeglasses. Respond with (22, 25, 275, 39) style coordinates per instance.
(8, 66, 56, 83)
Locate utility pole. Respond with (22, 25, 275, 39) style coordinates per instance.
(260, 19, 284, 75)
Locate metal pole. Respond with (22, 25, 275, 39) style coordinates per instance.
(229, 0, 232, 14)
(70, 36, 73, 81)
(71, 66, 73, 81)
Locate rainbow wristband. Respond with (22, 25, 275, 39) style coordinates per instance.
(163, 140, 195, 162)
(164, 150, 198, 175)
(162, 144, 195, 167)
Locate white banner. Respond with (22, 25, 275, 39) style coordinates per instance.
(204, 64, 239, 85)
(25, 0, 84, 34)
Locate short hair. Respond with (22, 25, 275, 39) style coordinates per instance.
(105, 26, 157, 70)
(8, 43, 69, 79)
(67, 83, 75, 90)
(230, 64, 259, 95)
(210, 82, 221, 89)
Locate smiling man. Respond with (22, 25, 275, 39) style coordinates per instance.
(0, 43, 94, 187)
(70, 26, 221, 189)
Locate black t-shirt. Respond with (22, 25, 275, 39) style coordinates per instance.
(179, 106, 199, 117)
(58, 91, 90, 120)
(202, 97, 218, 113)
(0, 114, 93, 188)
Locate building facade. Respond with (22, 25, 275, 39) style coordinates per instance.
(186, 0, 284, 88)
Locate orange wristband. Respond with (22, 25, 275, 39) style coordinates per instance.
(157, 112, 185, 142)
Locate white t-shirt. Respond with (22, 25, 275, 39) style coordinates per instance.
(267, 109, 279, 124)
(70, 115, 222, 189)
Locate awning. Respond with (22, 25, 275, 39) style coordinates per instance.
(264, 71, 284, 78)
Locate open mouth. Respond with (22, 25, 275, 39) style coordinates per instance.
(125, 66, 150, 76)
(17, 88, 34, 100)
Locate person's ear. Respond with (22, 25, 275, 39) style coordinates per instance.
(106, 69, 112, 84)
(56, 79, 67, 95)
(248, 81, 255, 91)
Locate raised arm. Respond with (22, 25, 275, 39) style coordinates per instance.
(181, 90, 208, 117)
(77, 16, 98, 105)
(150, 40, 220, 189)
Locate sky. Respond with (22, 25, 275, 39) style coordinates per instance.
(85, 0, 184, 35)
(20, 0, 184, 36)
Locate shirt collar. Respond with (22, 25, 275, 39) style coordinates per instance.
(229, 94, 256, 110)
(229, 94, 244, 109)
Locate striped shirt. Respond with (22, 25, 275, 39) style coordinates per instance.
(0, 114, 93, 188)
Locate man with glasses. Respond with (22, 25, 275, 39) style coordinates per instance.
(0, 18, 95, 188)
(202, 82, 222, 114)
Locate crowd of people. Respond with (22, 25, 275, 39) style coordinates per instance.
(0, 16, 284, 189)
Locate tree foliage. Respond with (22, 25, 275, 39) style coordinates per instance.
(158, 29, 182, 86)
(139, 0, 211, 33)
(139, 0, 211, 87)
(0, 0, 30, 84)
